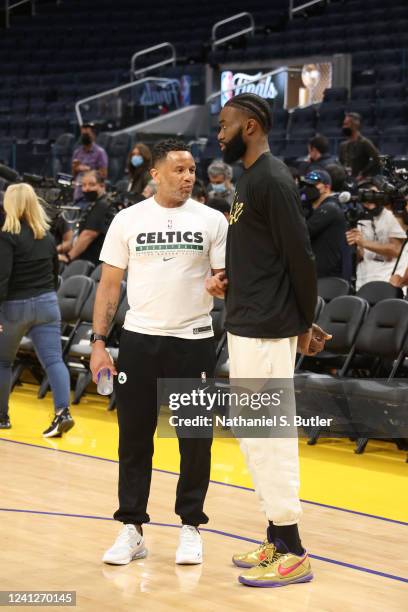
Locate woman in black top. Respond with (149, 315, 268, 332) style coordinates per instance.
(0, 183, 74, 437)
(127, 142, 152, 195)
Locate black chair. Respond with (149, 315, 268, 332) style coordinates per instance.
(317, 277, 349, 302)
(314, 296, 325, 322)
(298, 298, 408, 446)
(61, 260, 95, 280)
(356, 281, 404, 306)
(69, 282, 126, 404)
(296, 295, 369, 376)
(90, 263, 103, 282)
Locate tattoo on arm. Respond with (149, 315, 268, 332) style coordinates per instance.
(104, 300, 118, 331)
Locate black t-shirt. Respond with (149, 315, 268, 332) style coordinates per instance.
(0, 222, 57, 303)
(307, 196, 347, 278)
(339, 135, 380, 177)
(77, 196, 112, 265)
(225, 152, 317, 339)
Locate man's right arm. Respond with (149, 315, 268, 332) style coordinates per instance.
(90, 263, 124, 382)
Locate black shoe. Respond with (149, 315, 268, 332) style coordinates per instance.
(0, 415, 11, 429)
(42, 408, 74, 438)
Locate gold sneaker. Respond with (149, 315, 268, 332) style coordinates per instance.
(232, 540, 275, 568)
(238, 548, 313, 587)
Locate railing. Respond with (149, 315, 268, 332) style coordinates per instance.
(4, 0, 61, 28)
(289, 0, 329, 20)
(130, 42, 177, 81)
(75, 77, 181, 129)
(211, 12, 255, 50)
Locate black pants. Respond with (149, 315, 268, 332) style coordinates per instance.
(113, 330, 216, 526)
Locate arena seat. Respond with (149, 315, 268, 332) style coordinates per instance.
(317, 277, 350, 303)
(356, 282, 404, 307)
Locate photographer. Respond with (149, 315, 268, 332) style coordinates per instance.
(62, 171, 113, 266)
(390, 198, 408, 290)
(345, 179, 406, 289)
(0, 183, 74, 436)
(300, 170, 347, 278)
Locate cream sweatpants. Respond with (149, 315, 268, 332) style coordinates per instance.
(227, 332, 302, 526)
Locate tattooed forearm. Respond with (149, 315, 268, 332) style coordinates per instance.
(104, 300, 118, 330)
(93, 279, 122, 336)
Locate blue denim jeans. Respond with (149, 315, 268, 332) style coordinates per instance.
(0, 291, 70, 417)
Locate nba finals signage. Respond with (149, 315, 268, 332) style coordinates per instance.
(221, 71, 279, 107)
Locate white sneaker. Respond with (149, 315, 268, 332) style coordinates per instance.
(175, 525, 203, 565)
(102, 524, 147, 565)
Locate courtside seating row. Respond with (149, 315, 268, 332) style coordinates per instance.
(214, 280, 408, 459)
(10, 261, 408, 457)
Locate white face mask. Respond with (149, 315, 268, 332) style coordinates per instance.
(211, 182, 226, 193)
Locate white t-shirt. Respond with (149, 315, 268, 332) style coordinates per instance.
(356, 208, 406, 289)
(100, 197, 228, 339)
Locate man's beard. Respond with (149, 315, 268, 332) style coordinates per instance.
(222, 128, 247, 164)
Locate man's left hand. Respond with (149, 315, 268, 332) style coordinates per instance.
(297, 324, 332, 356)
(205, 272, 228, 298)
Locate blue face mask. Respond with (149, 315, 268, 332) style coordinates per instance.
(211, 182, 226, 193)
(131, 154, 144, 168)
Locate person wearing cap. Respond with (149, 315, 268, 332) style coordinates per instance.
(339, 112, 380, 180)
(301, 170, 348, 278)
(207, 159, 235, 205)
(72, 123, 109, 201)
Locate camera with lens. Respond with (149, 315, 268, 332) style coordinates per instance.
(339, 156, 408, 229)
(105, 188, 144, 212)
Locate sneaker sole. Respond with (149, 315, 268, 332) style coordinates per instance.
(232, 558, 256, 568)
(175, 556, 203, 565)
(103, 548, 148, 565)
(43, 419, 75, 438)
(238, 572, 314, 588)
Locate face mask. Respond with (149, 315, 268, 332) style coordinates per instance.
(299, 184, 321, 206)
(222, 128, 247, 164)
(342, 127, 353, 138)
(131, 154, 144, 168)
(83, 190, 98, 202)
(211, 182, 226, 193)
(81, 134, 92, 146)
(364, 204, 383, 218)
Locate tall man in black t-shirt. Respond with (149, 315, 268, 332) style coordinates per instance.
(206, 93, 330, 588)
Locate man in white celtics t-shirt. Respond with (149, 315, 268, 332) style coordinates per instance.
(90, 139, 228, 566)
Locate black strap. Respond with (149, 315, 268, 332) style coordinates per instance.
(392, 234, 408, 275)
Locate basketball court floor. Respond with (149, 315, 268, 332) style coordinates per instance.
(1, 384, 407, 611)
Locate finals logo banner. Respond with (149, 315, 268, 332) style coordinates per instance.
(221, 71, 279, 107)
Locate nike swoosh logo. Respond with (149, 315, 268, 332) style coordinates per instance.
(163, 257, 175, 262)
(278, 555, 307, 577)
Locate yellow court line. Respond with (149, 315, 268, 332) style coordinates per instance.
(2, 384, 408, 523)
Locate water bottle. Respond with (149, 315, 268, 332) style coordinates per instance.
(97, 368, 113, 395)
